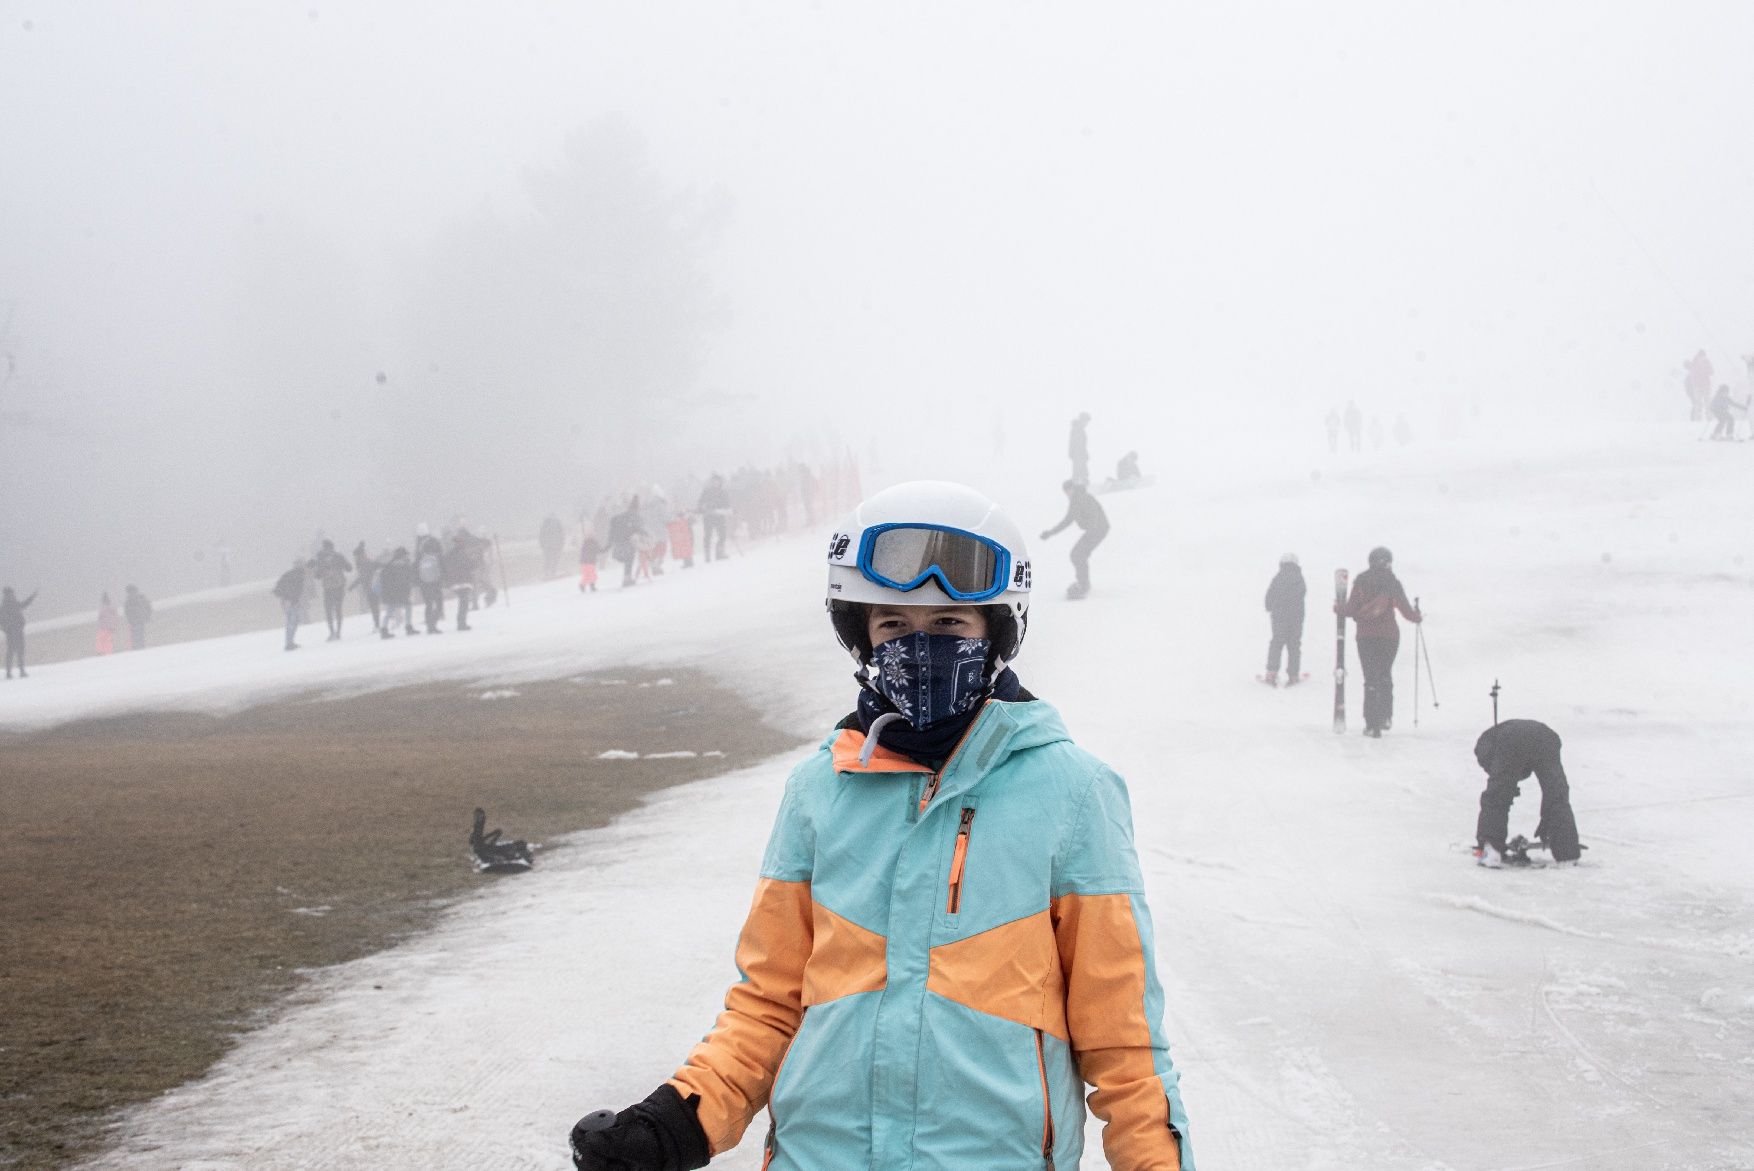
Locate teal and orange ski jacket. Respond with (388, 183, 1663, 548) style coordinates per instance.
(669, 696, 1194, 1170)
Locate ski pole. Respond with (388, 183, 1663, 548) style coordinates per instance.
(1490, 678, 1500, 726)
(1416, 615, 1440, 708)
(1413, 612, 1421, 728)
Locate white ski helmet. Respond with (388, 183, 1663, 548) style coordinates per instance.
(826, 480, 1031, 667)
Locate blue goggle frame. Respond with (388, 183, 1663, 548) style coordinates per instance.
(855, 523, 1013, 603)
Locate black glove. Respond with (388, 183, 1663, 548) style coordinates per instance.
(570, 1083, 712, 1171)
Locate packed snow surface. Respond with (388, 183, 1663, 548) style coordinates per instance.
(15, 425, 1752, 1169)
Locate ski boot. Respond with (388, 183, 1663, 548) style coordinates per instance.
(1473, 843, 1503, 869)
(1066, 581, 1090, 601)
(1258, 672, 1279, 687)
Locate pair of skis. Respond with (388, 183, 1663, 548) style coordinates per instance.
(1333, 569, 1348, 733)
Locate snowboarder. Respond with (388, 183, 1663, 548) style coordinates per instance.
(539, 513, 566, 579)
(568, 480, 1193, 1171)
(378, 547, 416, 638)
(1, 586, 38, 678)
(272, 561, 309, 651)
(698, 474, 731, 561)
(1336, 546, 1421, 737)
(1263, 553, 1306, 686)
(1684, 350, 1713, 421)
(1039, 478, 1109, 599)
(577, 534, 602, 593)
(95, 592, 120, 655)
(1068, 410, 1092, 485)
(1472, 718, 1581, 867)
(122, 585, 152, 650)
(313, 540, 352, 641)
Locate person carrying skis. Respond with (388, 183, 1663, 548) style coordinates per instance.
(1336, 546, 1420, 737)
(122, 584, 153, 650)
(1, 586, 38, 678)
(1472, 718, 1581, 867)
(1040, 478, 1109, 599)
(1262, 553, 1305, 686)
(569, 481, 1195, 1171)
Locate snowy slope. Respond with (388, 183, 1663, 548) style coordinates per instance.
(49, 424, 1754, 1170)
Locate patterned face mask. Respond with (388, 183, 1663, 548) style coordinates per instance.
(866, 631, 992, 730)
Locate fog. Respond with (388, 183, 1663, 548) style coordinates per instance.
(4, 2, 1753, 614)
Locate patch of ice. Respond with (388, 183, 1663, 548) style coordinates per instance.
(596, 749, 641, 760)
(643, 751, 699, 760)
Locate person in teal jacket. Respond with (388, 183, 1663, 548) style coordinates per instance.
(572, 481, 1194, 1171)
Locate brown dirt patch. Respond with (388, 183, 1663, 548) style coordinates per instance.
(0, 669, 800, 1170)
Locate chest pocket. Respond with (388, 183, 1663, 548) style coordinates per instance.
(935, 794, 981, 933)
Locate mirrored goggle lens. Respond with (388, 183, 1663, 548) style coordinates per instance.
(865, 527, 1003, 598)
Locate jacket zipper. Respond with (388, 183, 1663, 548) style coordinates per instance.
(946, 807, 977, 913)
(1034, 1028, 1057, 1170)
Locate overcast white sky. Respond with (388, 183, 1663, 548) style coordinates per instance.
(3, 2, 1752, 603)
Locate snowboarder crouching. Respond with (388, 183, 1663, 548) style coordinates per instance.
(1040, 478, 1109, 600)
(569, 481, 1193, 1171)
(1473, 718, 1581, 867)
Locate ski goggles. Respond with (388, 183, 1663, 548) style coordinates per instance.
(856, 523, 1014, 602)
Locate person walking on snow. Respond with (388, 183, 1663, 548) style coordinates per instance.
(578, 534, 602, 593)
(2, 586, 38, 678)
(272, 561, 309, 651)
(95, 592, 120, 655)
(314, 540, 352, 640)
(569, 480, 1194, 1171)
(698, 474, 732, 562)
(609, 497, 646, 587)
(1068, 411, 1092, 485)
(540, 513, 566, 578)
(1684, 350, 1713, 421)
(1344, 399, 1364, 452)
(1336, 546, 1421, 737)
(1708, 384, 1745, 440)
(415, 536, 446, 633)
(1040, 478, 1109, 599)
(1472, 718, 1581, 867)
(122, 585, 152, 650)
(1262, 553, 1306, 686)
(442, 535, 476, 632)
(378, 547, 417, 638)
(353, 542, 382, 633)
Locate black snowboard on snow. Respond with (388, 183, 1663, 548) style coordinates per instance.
(470, 807, 534, 872)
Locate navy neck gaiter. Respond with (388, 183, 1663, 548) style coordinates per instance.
(855, 631, 1022, 765)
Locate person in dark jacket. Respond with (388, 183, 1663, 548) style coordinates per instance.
(272, 561, 310, 651)
(608, 497, 646, 587)
(540, 514, 566, 578)
(1039, 479, 1109, 599)
(378, 547, 417, 638)
(313, 540, 352, 640)
(1337, 546, 1421, 736)
(1, 586, 38, 678)
(697, 475, 731, 562)
(1473, 719, 1581, 866)
(1068, 411, 1092, 485)
(1262, 554, 1306, 686)
(122, 585, 153, 650)
(442, 536, 476, 632)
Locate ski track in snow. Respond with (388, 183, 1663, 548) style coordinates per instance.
(31, 427, 1754, 1169)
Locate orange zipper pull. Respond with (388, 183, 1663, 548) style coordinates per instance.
(946, 807, 976, 913)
